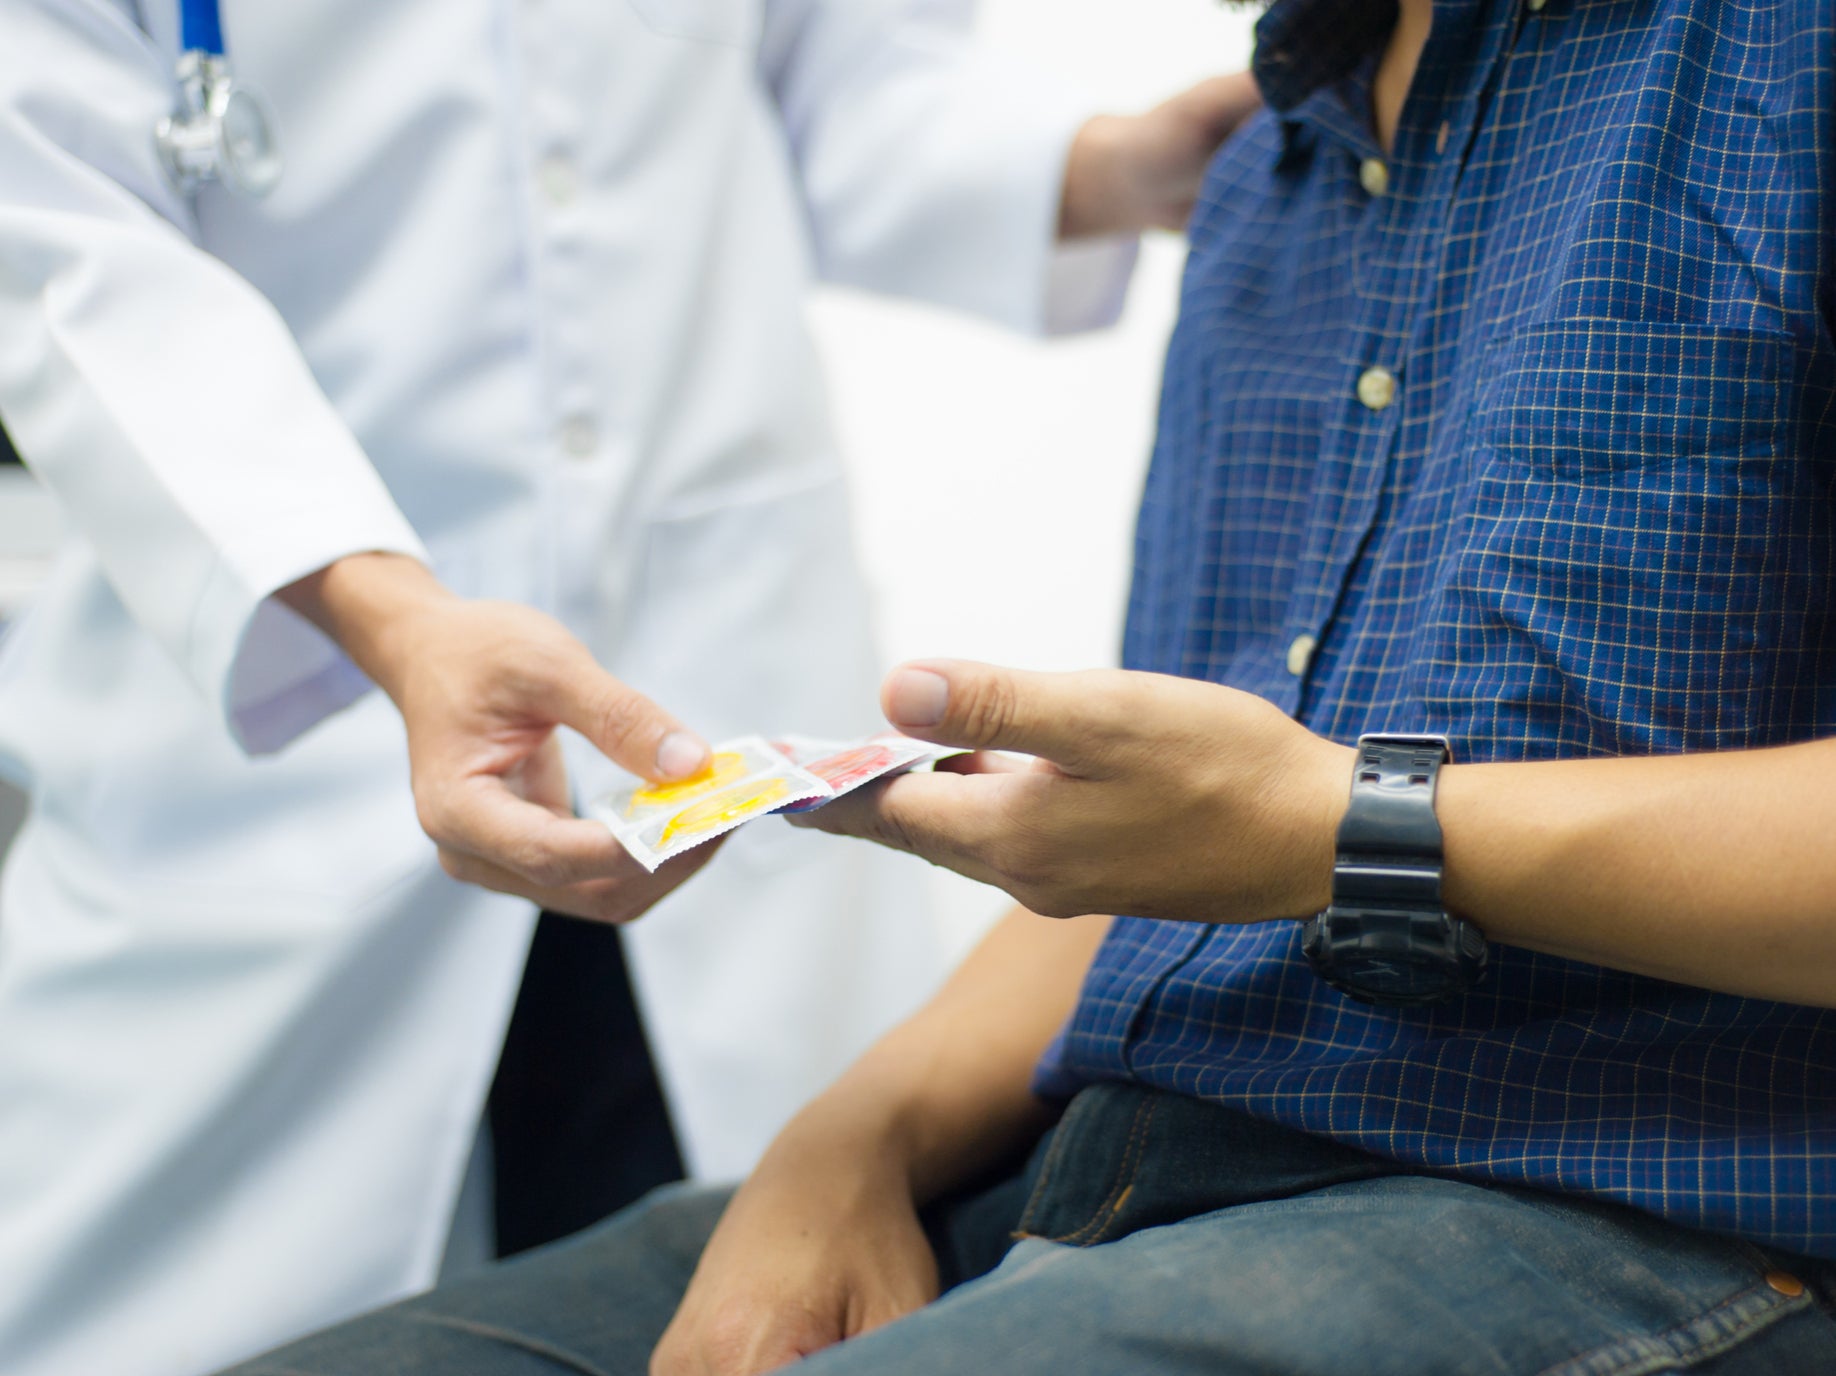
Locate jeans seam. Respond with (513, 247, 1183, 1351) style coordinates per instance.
(1014, 1090, 1160, 1246)
(1013, 1105, 1079, 1240)
(1531, 1280, 1815, 1376)
(409, 1312, 614, 1376)
(1057, 1092, 1163, 1247)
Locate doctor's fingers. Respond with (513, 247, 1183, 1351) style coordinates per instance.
(422, 777, 636, 889)
(529, 659, 710, 783)
(439, 834, 723, 925)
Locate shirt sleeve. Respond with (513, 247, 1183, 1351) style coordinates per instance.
(760, 0, 1138, 336)
(0, 0, 427, 755)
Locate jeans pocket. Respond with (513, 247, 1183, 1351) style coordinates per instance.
(1014, 1084, 1164, 1246)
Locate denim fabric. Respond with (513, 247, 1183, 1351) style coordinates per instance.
(1041, 0, 1836, 1262)
(219, 1085, 1836, 1376)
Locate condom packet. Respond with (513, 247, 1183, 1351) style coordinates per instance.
(588, 736, 830, 871)
(768, 733, 958, 814)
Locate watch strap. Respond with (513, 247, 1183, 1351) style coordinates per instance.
(1332, 736, 1449, 911)
(1303, 733, 1487, 1006)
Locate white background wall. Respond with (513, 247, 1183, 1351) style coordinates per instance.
(820, 0, 1257, 953)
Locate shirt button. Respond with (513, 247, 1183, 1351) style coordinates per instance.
(1356, 366, 1397, 412)
(538, 154, 579, 206)
(1526, 0, 1547, 9)
(559, 414, 598, 459)
(1286, 634, 1317, 678)
(1765, 1271, 1806, 1298)
(1435, 121, 1451, 155)
(1358, 157, 1389, 197)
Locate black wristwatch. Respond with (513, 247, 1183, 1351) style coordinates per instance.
(1300, 734, 1487, 1006)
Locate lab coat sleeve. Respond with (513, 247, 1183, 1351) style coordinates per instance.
(760, 0, 1138, 336)
(0, 0, 427, 755)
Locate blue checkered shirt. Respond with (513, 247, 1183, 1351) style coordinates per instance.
(1037, 0, 1836, 1259)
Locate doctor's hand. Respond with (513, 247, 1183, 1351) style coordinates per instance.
(282, 553, 717, 923)
(1060, 71, 1261, 239)
(791, 659, 1353, 925)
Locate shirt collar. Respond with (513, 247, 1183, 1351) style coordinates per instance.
(1252, 0, 1495, 161)
(1252, 0, 1399, 116)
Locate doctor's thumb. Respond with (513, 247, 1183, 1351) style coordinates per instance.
(547, 666, 710, 783)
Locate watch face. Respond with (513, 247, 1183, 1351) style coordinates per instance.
(1337, 949, 1463, 1003)
(219, 88, 282, 198)
(1302, 910, 1487, 1007)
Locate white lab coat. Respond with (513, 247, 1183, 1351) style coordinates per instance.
(0, 1, 1133, 1371)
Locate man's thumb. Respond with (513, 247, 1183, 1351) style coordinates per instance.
(881, 659, 1101, 769)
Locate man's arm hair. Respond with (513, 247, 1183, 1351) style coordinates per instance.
(1441, 735, 1836, 1006)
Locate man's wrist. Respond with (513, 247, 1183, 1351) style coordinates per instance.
(777, 1035, 1052, 1207)
(279, 551, 454, 702)
(1287, 738, 1356, 918)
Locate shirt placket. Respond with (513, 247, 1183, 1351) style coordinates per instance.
(514, 0, 619, 625)
(1276, 2, 1517, 728)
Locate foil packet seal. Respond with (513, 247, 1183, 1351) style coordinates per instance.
(769, 733, 961, 814)
(587, 735, 829, 872)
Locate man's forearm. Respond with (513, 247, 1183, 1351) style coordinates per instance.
(797, 661, 1836, 1011)
(774, 905, 1111, 1205)
(1440, 736, 1836, 1006)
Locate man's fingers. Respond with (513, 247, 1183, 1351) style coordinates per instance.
(536, 657, 710, 783)
(789, 772, 1014, 889)
(880, 660, 1124, 773)
(934, 749, 1030, 777)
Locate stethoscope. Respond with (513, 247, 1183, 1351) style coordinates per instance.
(153, 0, 282, 199)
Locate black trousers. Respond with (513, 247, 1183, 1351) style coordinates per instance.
(486, 911, 685, 1257)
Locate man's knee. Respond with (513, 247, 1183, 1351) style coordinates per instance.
(216, 1185, 737, 1376)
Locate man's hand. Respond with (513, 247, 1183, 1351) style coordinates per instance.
(652, 1113, 938, 1376)
(792, 659, 1352, 924)
(652, 900, 1110, 1374)
(1060, 72, 1261, 239)
(282, 553, 717, 923)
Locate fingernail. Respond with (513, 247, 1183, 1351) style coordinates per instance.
(887, 668, 949, 728)
(656, 731, 709, 779)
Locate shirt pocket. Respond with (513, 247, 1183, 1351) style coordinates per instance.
(623, 0, 760, 46)
(1471, 319, 1790, 478)
(1429, 319, 1809, 757)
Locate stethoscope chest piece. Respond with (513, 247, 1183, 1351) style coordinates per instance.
(156, 49, 282, 200)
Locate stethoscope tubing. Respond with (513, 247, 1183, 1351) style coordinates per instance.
(159, 0, 281, 198)
(179, 0, 226, 57)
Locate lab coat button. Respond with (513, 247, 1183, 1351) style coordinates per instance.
(1358, 157, 1389, 197)
(539, 154, 579, 206)
(559, 415, 598, 458)
(1286, 633, 1317, 678)
(1356, 366, 1397, 412)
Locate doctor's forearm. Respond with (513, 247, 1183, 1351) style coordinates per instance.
(279, 552, 455, 701)
(1057, 74, 1261, 239)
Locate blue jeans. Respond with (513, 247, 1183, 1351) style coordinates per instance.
(221, 1084, 1836, 1375)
